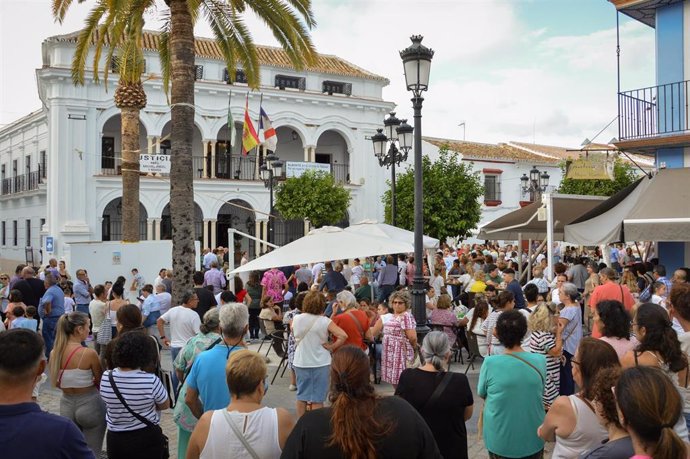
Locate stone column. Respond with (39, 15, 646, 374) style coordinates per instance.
(203, 219, 212, 249)
(255, 220, 262, 257)
(254, 146, 262, 179)
(304, 219, 310, 236)
(146, 218, 155, 241)
(210, 219, 218, 249)
(304, 146, 310, 162)
(202, 141, 209, 178)
(147, 136, 155, 154)
(153, 218, 162, 240)
(155, 137, 161, 154)
(310, 146, 316, 162)
(210, 142, 217, 179)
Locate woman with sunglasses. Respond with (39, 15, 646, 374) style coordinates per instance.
(538, 338, 620, 458)
(186, 350, 295, 459)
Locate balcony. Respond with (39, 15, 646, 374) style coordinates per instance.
(98, 153, 351, 184)
(616, 80, 690, 154)
(1, 169, 45, 196)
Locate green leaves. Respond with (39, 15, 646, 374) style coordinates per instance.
(275, 170, 351, 228)
(557, 159, 637, 197)
(383, 146, 483, 242)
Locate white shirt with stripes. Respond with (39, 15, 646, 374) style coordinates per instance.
(100, 368, 168, 431)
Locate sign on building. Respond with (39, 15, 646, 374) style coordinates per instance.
(46, 236, 54, 253)
(565, 155, 614, 181)
(285, 161, 331, 178)
(140, 154, 171, 174)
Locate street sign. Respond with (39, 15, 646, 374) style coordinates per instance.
(285, 161, 330, 178)
(46, 236, 54, 253)
(140, 154, 171, 174)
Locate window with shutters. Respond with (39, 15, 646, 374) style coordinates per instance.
(275, 75, 305, 90)
(194, 65, 204, 80)
(13, 220, 17, 246)
(25, 219, 31, 248)
(322, 81, 352, 96)
(1, 221, 5, 246)
(110, 56, 119, 74)
(484, 173, 502, 206)
(223, 68, 248, 84)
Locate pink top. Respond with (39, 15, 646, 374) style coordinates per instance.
(630, 456, 652, 459)
(599, 335, 639, 360)
(261, 269, 287, 303)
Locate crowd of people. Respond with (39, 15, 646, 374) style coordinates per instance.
(2, 241, 690, 459)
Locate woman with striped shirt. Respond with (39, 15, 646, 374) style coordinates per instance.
(528, 303, 562, 409)
(100, 331, 170, 459)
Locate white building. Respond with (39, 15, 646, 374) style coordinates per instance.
(0, 30, 396, 271)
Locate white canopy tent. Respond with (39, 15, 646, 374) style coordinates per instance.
(345, 220, 440, 249)
(229, 226, 415, 274)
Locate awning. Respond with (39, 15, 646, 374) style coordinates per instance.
(478, 194, 607, 240)
(564, 177, 650, 245)
(344, 220, 440, 249)
(624, 168, 690, 241)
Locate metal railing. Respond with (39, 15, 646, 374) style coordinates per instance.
(331, 163, 350, 184)
(215, 154, 258, 180)
(1, 169, 44, 196)
(619, 80, 689, 141)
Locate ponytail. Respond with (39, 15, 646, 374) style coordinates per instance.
(655, 425, 686, 459)
(48, 312, 89, 386)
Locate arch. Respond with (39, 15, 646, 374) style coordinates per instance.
(99, 114, 149, 173)
(101, 197, 148, 241)
(272, 121, 309, 146)
(211, 192, 263, 219)
(96, 189, 155, 221)
(217, 199, 256, 263)
(160, 202, 204, 244)
(273, 125, 306, 163)
(313, 122, 356, 152)
(315, 129, 351, 185)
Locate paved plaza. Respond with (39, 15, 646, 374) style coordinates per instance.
(35, 340, 555, 459)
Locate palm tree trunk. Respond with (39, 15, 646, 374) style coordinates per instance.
(169, 0, 196, 302)
(121, 106, 141, 242)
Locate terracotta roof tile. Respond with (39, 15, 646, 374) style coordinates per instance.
(47, 30, 388, 82)
(423, 137, 560, 164)
(509, 141, 654, 167)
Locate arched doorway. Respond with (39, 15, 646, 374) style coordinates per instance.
(102, 198, 148, 241)
(160, 202, 204, 245)
(101, 115, 148, 175)
(315, 130, 350, 184)
(160, 120, 204, 178)
(217, 200, 256, 263)
(215, 122, 255, 179)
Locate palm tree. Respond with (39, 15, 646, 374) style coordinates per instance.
(161, 0, 317, 302)
(53, 0, 152, 242)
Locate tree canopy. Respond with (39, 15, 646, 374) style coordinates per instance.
(383, 147, 483, 242)
(275, 170, 351, 228)
(557, 158, 638, 196)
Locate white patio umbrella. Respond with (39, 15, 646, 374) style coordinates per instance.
(345, 220, 440, 250)
(229, 226, 415, 274)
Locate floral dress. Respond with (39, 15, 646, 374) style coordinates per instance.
(173, 331, 221, 432)
(284, 308, 301, 370)
(381, 311, 416, 385)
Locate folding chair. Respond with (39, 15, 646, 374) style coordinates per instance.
(269, 330, 290, 384)
(464, 331, 485, 374)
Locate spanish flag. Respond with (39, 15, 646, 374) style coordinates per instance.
(241, 94, 259, 155)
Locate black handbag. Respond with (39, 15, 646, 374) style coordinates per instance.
(108, 372, 169, 459)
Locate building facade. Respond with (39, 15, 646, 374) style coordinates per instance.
(610, 0, 690, 269)
(0, 30, 396, 271)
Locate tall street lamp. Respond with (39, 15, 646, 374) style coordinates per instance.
(260, 153, 284, 245)
(520, 165, 550, 202)
(371, 112, 413, 226)
(400, 35, 433, 332)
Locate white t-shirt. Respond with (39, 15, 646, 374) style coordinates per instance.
(64, 297, 75, 314)
(160, 306, 201, 348)
(351, 265, 364, 285)
(156, 292, 172, 314)
(292, 313, 332, 368)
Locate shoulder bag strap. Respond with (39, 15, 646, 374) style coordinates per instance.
(57, 346, 84, 387)
(346, 310, 366, 340)
(108, 371, 156, 429)
(576, 394, 597, 414)
(421, 371, 453, 412)
(221, 410, 260, 459)
(506, 353, 544, 385)
(294, 316, 320, 349)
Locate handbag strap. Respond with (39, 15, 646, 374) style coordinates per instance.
(422, 371, 453, 412)
(346, 310, 365, 340)
(295, 315, 319, 349)
(108, 371, 156, 429)
(506, 353, 544, 385)
(221, 410, 260, 459)
(58, 345, 84, 387)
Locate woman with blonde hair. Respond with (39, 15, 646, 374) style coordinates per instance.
(528, 303, 562, 408)
(49, 311, 106, 455)
(429, 294, 458, 345)
(468, 271, 487, 293)
(378, 290, 418, 387)
(620, 269, 639, 295)
(186, 350, 295, 459)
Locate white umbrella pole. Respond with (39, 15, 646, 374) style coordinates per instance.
(545, 193, 554, 283)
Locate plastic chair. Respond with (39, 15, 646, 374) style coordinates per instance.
(464, 331, 485, 374)
(269, 330, 290, 384)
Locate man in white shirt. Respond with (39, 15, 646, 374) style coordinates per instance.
(350, 258, 364, 289)
(311, 262, 325, 283)
(155, 283, 172, 315)
(202, 249, 217, 270)
(550, 274, 568, 305)
(157, 290, 201, 391)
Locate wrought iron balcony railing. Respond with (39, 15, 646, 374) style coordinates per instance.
(619, 80, 689, 141)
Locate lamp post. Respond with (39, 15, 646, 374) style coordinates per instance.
(400, 35, 433, 333)
(260, 153, 284, 245)
(520, 165, 550, 202)
(371, 113, 413, 226)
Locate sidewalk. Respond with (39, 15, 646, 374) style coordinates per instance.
(37, 341, 552, 459)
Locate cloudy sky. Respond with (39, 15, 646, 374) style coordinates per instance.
(0, 0, 654, 147)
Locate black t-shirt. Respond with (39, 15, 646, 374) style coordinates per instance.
(13, 278, 46, 308)
(280, 396, 441, 459)
(395, 368, 474, 459)
(194, 286, 217, 320)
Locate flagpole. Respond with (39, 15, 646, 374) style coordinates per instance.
(256, 92, 264, 158)
(227, 89, 233, 178)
